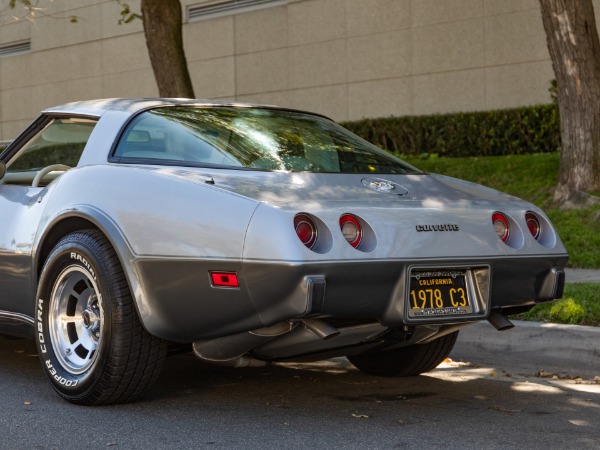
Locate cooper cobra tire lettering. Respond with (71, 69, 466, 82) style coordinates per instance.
(37, 299, 47, 354)
(45, 360, 78, 387)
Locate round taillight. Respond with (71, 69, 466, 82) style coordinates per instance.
(294, 213, 317, 249)
(492, 212, 510, 243)
(525, 212, 541, 240)
(339, 214, 363, 248)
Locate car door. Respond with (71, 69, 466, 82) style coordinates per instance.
(0, 116, 97, 323)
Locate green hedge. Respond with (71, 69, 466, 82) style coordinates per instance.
(1, 105, 560, 160)
(341, 104, 560, 158)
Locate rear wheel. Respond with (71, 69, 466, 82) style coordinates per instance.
(35, 229, 167, 405)
(347, 331, 459, 377)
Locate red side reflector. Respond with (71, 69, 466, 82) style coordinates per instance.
(210, 272, 239, 288)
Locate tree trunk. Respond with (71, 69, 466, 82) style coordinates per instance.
(141, 0, 195, 98)
(539, 0, 600, 205)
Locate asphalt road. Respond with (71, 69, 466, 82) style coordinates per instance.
(1, 336, 599, 450)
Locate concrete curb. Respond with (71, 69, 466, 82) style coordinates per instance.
(565, 268, 600, 283)
(450, 320, 600, 379)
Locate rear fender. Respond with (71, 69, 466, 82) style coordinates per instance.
(34, 206, 152, 332)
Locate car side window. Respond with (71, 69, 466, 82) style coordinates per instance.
(4, 118, 97, 185)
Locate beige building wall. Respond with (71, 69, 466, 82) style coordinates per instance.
(0, 0, 596, 141)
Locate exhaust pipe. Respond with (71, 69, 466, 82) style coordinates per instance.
(192, 322, 295, 364)
(192, 353, 268, 368)
(487, 311, 515, 331)
(301, 318, 340, 340)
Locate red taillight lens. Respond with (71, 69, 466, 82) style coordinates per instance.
(294, 213, 317, 249)
(525, 212, 541, 240)
(492, 212, 510, 243)
(339, 214, 363, 248)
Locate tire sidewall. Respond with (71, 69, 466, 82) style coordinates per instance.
(35, 239, 113, 398)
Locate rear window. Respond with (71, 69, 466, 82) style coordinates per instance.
(113, 106, 422, 175)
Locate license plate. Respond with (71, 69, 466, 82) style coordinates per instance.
(408, 269, 472, 318)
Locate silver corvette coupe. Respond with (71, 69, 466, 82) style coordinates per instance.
(0, 99, 567, 405)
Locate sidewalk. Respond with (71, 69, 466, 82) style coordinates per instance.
(450, 268, 600, 378)
(565, 268, 600, 283)
(451, 320, 600, 378)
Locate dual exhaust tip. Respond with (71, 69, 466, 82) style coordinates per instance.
(487, 310, 515, 331)
(301, 318, 341, 340)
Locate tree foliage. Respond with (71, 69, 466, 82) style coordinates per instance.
(116, 1, 141, 25)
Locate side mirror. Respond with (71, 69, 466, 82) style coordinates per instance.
(0, 161, 5, 181)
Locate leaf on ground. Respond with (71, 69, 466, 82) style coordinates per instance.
(536, 371, 586, 381)
(351, 414, 369, 419)
(452, 361, 475, 367)
(490, 406, 523, 414)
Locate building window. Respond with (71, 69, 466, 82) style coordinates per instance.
(0, 40, 31, 58)
(187, 0, 287, 22)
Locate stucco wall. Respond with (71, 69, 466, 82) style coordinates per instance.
(0, 0, 595, 140)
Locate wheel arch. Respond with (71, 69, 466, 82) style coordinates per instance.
(34, 207, 150, 332)
(36, 215, 101, 280)
(35, 207, 133, 279)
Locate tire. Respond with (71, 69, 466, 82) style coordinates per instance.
(347, 331, 459, 377)
(35, 229, 167, 405)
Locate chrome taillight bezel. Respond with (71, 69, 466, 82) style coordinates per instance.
(294, 213, 318, 249)
(339, 213, 363, 248)
(525, 211, 541, 240)
(492, 212, 510, 243)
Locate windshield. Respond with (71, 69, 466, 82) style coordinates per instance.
(113, 106, 422, 174)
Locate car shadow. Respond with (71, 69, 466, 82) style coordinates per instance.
(1, 335, 598, 421)
(1, 335, 599, 449)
